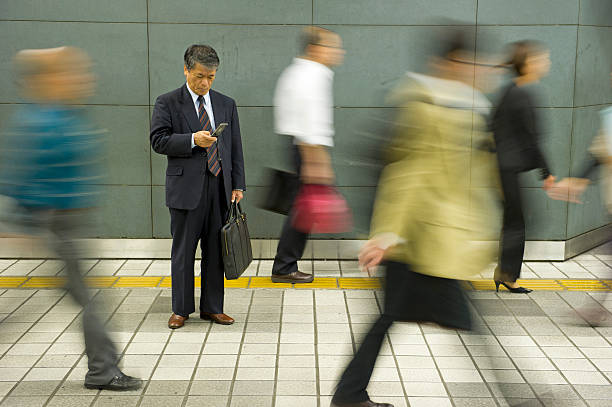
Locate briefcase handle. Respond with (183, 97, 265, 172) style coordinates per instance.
(226, 200, 246, 223)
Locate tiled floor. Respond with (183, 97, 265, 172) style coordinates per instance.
(1, 255, 611, 280)
(0, 285, 610, 406)
(0, 244, 611, 406)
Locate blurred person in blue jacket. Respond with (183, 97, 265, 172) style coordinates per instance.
(0, 47, 141, 391)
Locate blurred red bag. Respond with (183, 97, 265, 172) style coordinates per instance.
(291, 184, 353, 233)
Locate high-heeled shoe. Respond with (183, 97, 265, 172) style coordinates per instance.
(494, 280, 532, 293)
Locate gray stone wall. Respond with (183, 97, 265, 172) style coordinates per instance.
(1, 0, 610, 239)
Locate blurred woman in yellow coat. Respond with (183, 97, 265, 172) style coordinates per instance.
(331, 30, 501, 407)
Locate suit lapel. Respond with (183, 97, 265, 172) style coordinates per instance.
(210, 90, 227, 149)
(180, 84, 202, 133)
(209, 90, 225, 127)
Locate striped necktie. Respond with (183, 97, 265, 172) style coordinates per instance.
(197, 95, 221, 176)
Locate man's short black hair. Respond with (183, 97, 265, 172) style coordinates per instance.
(184, 44, 220, 71)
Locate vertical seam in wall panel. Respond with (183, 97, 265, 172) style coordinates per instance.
(566, 1, 581, 242)
(311, 0, 314, 25)
(146, 0, 154, 238)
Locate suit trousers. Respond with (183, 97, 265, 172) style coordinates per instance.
(272, 144, 308, 275)
(333, 314, 393, 403)
(43, 210, 120, 385)
(333, 261, 471, 403)
(497, 170, 525, 282)
(170, 170, 226, 316)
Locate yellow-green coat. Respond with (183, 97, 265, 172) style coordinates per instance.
(371, 74, 502, 280)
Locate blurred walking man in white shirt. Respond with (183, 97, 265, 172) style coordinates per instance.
(271, 27, 345, 283)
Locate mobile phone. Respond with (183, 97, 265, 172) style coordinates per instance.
(211, 122, 228, 137)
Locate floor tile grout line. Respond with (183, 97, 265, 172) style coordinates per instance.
(82, 259, 102, 277)
(270, 288, 285, 407)
(455, 315, 500, 406)
(417, 317, 457, 406)
(373, 289, 411, 405)
(518, 291, 594, 405)
(1, 286, 611, 405)
(226, 289, 255, 407)
(312, 289, 321, 407)
(469, 292, 556, 404)
(0, 259, 43, 277)
(132, 288, 181, 406)
(0, 259, 19, 275)
(2, 289, 68, 404)
(553, 291, 612, 388)
(177, 296, 214, 407)
(26, 259, 64, 278)
(589, 290, 612, 346)
(90, 286, 147, 405)
(40, 287, 104, 407)
(114, 259, 153, 277)
(139, 259, 156, 277)
(106, 259, 128, 277)
(517, 290, 609, 405)
(473, 293, 546, 405)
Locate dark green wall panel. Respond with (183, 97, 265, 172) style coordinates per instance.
(148, 0, 312, 24)
(148, 24, 302, 107)
(522, 188, 568, 240)
(477, 0, 578, 25)
(95, 186, 152, 238)
(574, 26, 612, 107)
(89, 106, 152, 186)
(476, 25, 578, 108)
(579, 0, 612, 26)
(0, 0, 147, 22)
(0, 21, 149, 105)
(1, 1, 609, 239)
(314, 0, 476, 25)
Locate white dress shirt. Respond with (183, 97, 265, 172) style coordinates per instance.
(186, 82, 216, 148)
(274, 58, 334, 147)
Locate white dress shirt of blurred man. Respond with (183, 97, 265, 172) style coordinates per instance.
(271, 27, 345, 283)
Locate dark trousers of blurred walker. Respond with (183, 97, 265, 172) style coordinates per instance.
(333, 261, 472, 404)
(497, 170, 525, 282)
(272, 145, 307, 275)
(39, 210, 120, 385)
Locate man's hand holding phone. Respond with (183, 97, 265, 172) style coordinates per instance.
(193, 123, 228, 148)
(193, 130, 216, 148)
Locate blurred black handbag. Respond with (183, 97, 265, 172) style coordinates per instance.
(259, 168, 300, 215)
(221, 201, 253, 280)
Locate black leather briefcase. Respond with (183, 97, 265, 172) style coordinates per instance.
(259, 168, 300, 215)
(221, 201, 253, 280)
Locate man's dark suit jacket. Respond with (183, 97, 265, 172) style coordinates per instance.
(150, 85, 246, 210)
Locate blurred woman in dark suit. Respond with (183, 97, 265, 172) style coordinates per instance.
(493, 40, 555, 293)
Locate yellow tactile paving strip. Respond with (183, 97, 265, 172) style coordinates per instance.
(558, 279, 609, 291)
(472, 279, 565, 291)
(0, 277, 27, 288)
(0, 276, 610, 291)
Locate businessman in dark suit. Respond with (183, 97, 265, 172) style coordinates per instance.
(150, 44, 245, 329)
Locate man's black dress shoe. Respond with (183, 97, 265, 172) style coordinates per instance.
(85, 372, 142, 391)
(271, 271, 314, 283)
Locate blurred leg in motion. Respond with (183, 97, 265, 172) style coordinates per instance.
(497, 170, 525, 283)
(46, 210, 140, 390)
(332, 315, 394, 405)
(496, 170, 532, 293)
